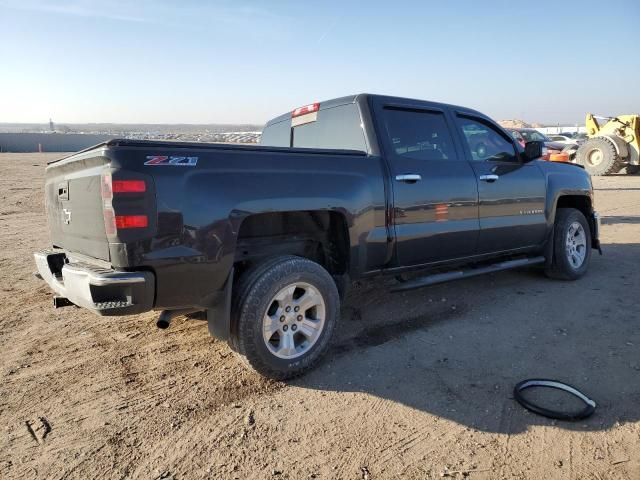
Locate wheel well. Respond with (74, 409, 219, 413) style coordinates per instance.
(555, 195, 596, 241)
(556, 195, 591, 219)
(234, 211, 350, 276)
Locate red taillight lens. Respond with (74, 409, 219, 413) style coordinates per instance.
(112, 180, 146, 193)
(115, 215, 148, 229)
(101, 171, 149, 234)
(292, 102, 320, 118)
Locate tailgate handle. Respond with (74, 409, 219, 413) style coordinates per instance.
(58, 181, 69, 200)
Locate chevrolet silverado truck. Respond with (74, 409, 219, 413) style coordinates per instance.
(34, 94, 601, 379)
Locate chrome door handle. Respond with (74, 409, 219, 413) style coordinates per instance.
(395, 174, 422, 183)
(479, 174, 499, 182)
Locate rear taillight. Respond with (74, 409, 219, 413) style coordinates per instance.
(115, 215, 148, 229)
(101, 171, 149, 234)
(102, 175, 146, 197)
(112, 180, 146, 193)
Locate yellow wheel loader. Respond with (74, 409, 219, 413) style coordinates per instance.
(575, 113, 640, 175)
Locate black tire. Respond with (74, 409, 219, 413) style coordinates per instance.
(576, 137, 623, 175)
(626, 164, 640, 175)
(545, 208, 592, 280)
(229, 255, 339, 380)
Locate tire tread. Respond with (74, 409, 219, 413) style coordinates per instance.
(230, 255, 339, 380)
(545, 208, 591, 280)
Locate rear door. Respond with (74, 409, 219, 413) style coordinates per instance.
(376, 104, 479, 266)
(454, 114, 547, 254)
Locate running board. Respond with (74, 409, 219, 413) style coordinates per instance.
(391, 256, 546, 292)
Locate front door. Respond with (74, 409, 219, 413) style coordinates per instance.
(379, 106, 479, 266)
(454, 115, 547, 254)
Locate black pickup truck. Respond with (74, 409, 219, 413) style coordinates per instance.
(35, 94, 601, 379)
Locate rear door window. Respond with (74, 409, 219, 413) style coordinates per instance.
(382, 108, 457, 161)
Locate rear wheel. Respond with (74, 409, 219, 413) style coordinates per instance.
(576, 137, 623, 175)
(545, 208, 592, 280)
(230, 256, 339, 380)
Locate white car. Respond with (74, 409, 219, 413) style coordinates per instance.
(547, 134, 579, 145)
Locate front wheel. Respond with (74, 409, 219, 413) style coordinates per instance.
(545, 208, 592, 280)
(230, 256, 339, 380)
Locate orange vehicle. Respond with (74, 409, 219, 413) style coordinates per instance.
(506, 128, 570, 162)
(548, 151, 570, 163)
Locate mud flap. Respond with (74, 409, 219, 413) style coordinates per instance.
(591, 213, 603, 255)
(543, 227, 555, 268)
(207, 267, 234, 341)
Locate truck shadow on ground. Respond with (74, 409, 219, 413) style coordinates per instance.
(601, 215, 640, 225)
(295, 243, 640, 434)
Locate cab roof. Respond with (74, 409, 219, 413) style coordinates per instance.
(264, 93, 485, 127)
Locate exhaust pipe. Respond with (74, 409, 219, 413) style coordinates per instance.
(156, 308, 199, 329)
(53, 296, 75, 308)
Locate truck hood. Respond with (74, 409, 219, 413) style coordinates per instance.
(536, 158, 585, 173)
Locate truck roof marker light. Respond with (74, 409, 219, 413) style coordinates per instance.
(292, 102, 320, 118)
(291, 102, 320, 127)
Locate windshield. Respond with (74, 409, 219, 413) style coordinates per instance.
(520, 130, 549, 142)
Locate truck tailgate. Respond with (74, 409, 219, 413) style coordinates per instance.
(45, 154, 110, 261)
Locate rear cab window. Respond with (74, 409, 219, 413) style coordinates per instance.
(261, 103, 367, 152)
(259, 118, 290, 147)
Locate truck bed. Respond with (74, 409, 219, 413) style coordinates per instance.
(48, 138, 367, 165)
(41, 137, 385, 314)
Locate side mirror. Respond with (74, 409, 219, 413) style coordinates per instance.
(524, 140, 544, 161)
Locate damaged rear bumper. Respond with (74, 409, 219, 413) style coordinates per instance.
(34, 250, 154, 316)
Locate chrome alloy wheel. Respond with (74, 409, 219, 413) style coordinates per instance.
(565, 221, 587, 269)
(262, 282, 326, 359)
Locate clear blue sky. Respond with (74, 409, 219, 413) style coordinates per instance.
(1, 0, 639, 125)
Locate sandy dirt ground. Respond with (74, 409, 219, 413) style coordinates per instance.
(1, 153, 639, 480)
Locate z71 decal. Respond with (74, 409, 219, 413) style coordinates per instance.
(144, 155, 198, 166)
